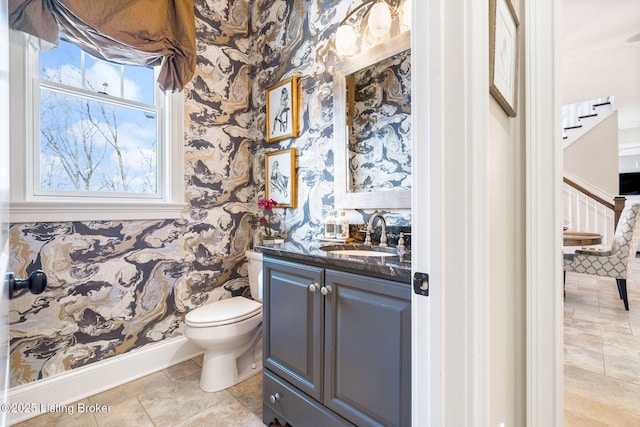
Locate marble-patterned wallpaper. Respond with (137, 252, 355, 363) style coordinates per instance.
(8, 0, 411, 387)
(253, 0, 412, 240)
(350, 48, 411, 192)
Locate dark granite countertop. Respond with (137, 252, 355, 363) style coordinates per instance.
(254, 241, 411, 284)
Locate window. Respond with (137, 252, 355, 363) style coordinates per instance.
(9, 32, 185, 223)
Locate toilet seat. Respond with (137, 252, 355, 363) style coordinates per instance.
(186, 297, 262, 328)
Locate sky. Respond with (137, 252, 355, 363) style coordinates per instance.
(38, 40, 159, 194)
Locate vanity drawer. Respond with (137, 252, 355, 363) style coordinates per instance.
(263, 370, 354, 427)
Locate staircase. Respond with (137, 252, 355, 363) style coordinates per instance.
(562, 96, 614, 146)
(562, 96, 623, 246)
(563, 175, 625, 245)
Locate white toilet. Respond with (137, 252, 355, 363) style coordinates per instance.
(184, 250, 263, 392)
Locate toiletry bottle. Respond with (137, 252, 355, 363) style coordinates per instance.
(324, 210, 336, 239)
(339, 211, 349, 239)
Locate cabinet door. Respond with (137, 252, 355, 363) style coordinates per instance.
(324, 270, 411, 427)
(264, 257, 324, 401)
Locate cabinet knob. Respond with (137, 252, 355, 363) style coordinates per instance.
(320, 285, 333, 295)
(308, 283, 319, 292)
(269, 392, 281, 403)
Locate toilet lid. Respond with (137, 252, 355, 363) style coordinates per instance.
(185, 297, 262, 327)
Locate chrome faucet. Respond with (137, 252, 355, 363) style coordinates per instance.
(364, 213, 388, 247)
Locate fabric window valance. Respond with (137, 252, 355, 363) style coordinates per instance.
(9, 0, 196, 92)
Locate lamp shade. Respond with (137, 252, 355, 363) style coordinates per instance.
(336, 24, 358, 56)
(367, 1, 392, 38)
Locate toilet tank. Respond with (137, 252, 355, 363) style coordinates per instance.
(246, 250, 263, 301)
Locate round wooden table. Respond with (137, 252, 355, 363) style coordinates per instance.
(563, 231, 603, 246)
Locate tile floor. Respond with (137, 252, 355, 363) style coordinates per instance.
(564, 257, 640, 425)
(14, 260, 640, 427)
(12, 356, 265, 427)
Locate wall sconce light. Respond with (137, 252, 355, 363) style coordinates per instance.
(335, 0, 410, 56)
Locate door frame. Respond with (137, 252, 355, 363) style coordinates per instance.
(524, 0, 563, 424)
(412, 0, 562, 424)
(412, 0, 491, 424)
(0, 0, 11, 424)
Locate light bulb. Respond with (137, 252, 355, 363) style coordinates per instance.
(399, 0, 411, 32)
(336, 24, 358, 56)
(367, 1, 392, 38)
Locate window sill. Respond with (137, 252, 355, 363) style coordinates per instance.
(10, 201, 187, 223)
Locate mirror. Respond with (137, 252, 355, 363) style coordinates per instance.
(333, 31, 411, 209)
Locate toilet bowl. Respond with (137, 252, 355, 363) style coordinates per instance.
(184, 250, 263, 392)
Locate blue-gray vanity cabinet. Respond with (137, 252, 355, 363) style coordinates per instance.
(263, 258, 325, 402)
(263, 256, 411, 427)
(323, 269, 412, 427)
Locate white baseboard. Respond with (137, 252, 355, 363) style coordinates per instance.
(8, 336, 202, 425)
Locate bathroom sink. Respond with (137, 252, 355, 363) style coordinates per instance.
(319, 244, 400, 258)
(325, 249, 396, 257)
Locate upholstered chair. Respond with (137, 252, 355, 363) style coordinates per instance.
(564, 203, 640, 310)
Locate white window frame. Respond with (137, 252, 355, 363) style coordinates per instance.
(9, 31, 185, 223)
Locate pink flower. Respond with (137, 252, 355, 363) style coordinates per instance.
(258, 198, 278, 210)
(257, 198, 279, 238)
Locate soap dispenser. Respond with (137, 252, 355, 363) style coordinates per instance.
(324, 210, 336, 239)
(338, 211, 349, 239)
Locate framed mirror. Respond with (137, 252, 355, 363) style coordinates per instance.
(333, 31, 411, 209)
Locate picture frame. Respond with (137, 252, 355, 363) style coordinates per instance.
(265, 148, 297, 208)
(266, 76, 300, 143)
(489, 0, 519, 117)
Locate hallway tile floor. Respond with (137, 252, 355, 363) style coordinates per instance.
(564, 258, 640, 425)
(12, 356, 265, 427)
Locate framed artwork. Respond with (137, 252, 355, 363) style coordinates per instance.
(489, 0, 519, 117)
(265, 148, 297, 208)
(266, 76, 300, 143)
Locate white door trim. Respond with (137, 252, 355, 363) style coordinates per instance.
(524, 0, 563, 424)
(413, 0, 491, 425)
(0, 1, 11, 425)
(410, 0, 433, 423)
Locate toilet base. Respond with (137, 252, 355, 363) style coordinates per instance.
(199, 337, 263, 392)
